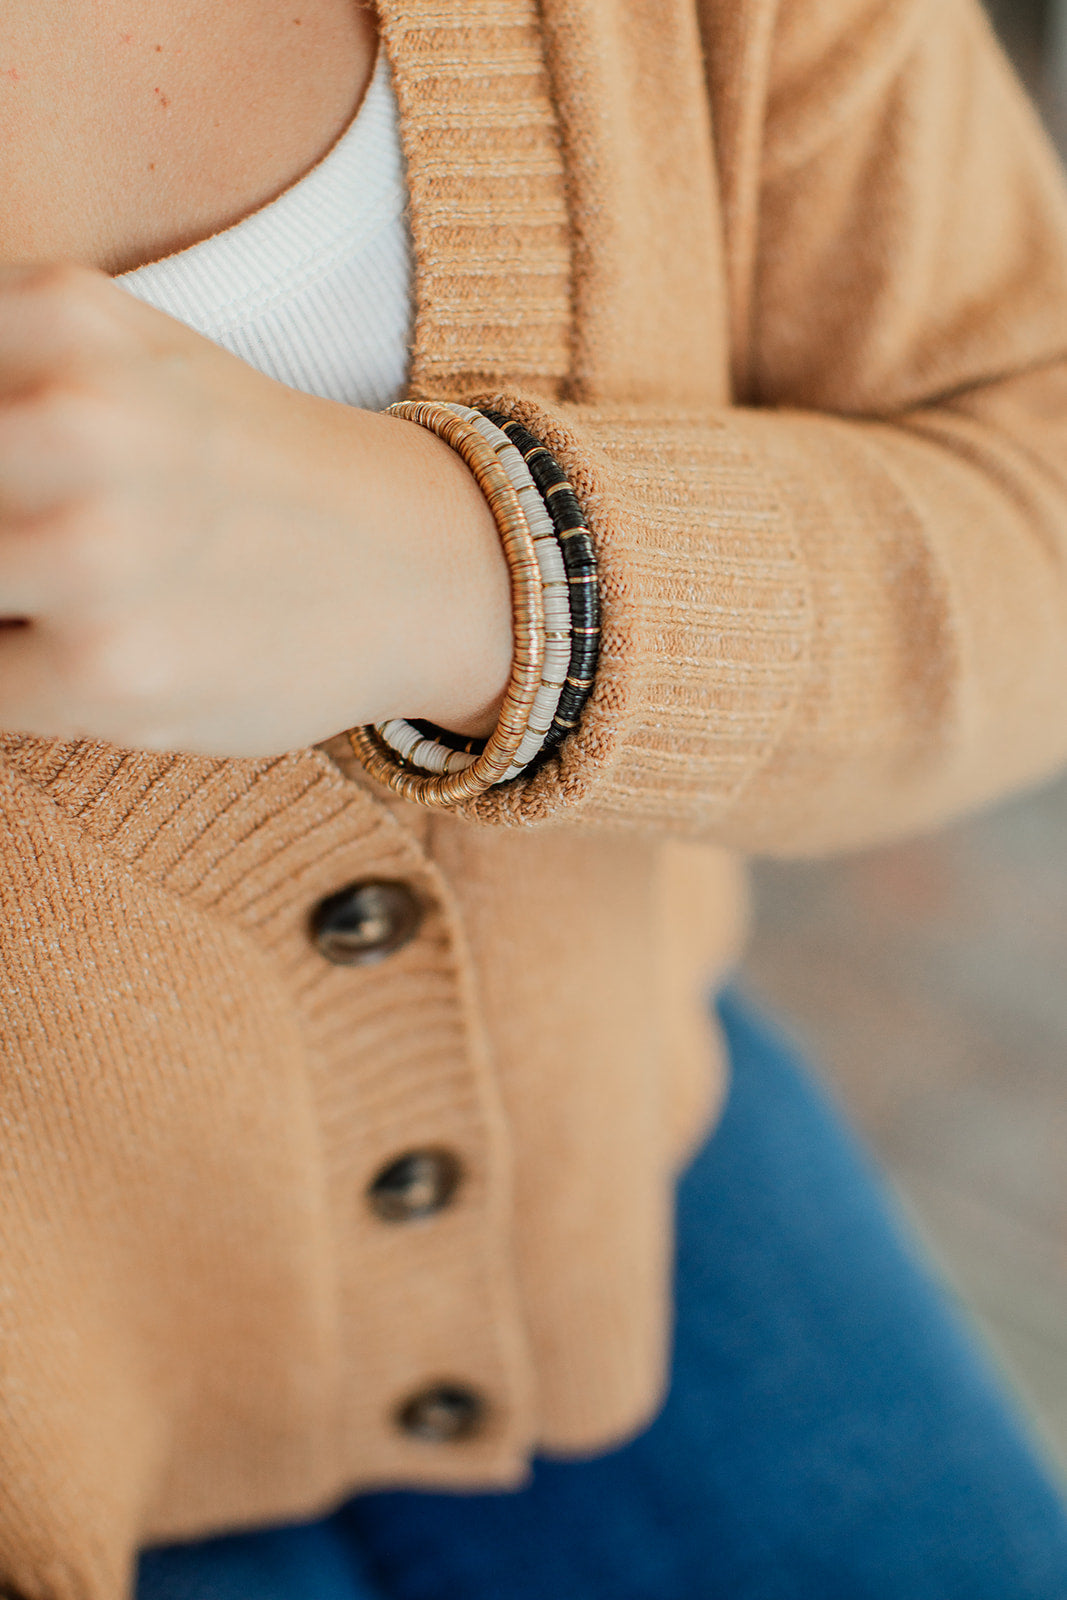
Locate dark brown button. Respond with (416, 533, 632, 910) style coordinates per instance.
(367, 1149, 463, 1222)
(396, 1383, 486, 1442)
(310, 880, 424, 966)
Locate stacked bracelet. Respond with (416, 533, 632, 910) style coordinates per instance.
(481, 411, 600, 755)
(347, 400, 545, 805)
(347, 400, 599, 805)
(374, 403, 572, 780)
(445, 405, 572, 780)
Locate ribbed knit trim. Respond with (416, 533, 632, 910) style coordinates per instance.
(378, 0, 572, 396)
(0, 735, 538, 1542)
(445, 394, 813, 832)
(0, 12, 580, 1530)
(11, 0, 1067, 1581)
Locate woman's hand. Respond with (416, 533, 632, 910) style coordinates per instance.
(0, 262, 513, 755)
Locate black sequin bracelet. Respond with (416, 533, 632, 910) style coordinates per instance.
(481, 411, 600, 754)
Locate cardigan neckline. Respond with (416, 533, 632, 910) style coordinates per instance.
(374, 0, 574, 399)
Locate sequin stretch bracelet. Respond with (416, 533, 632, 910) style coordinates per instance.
(375, 403, 572, 781)
(347, 400, 545, 805)
(445, 405, 572, 779)
(481, 410, 600, 755)
(347, 401, 599, 803)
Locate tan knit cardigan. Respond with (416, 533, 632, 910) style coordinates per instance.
(4, 0, 1067, 1592)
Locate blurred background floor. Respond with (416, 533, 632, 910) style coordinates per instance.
(741, 776, 1067, 1476)
(736, 0, 1067, 1478)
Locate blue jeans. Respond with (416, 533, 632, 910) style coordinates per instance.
(138, 991, 1067, 1598)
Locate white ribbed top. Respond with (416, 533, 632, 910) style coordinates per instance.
(117, 44, 413, 411)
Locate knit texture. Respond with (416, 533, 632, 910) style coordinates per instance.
(3, 0, 1067, 1595)
(436, 0, 1067, 847)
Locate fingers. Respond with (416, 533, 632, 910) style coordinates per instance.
(0, 377, 112, 615)
(0, 618, 128, 742)
(0, 609, 196, 751)
(0, 267, 119, 613)
(0, 383, 111, 516)
(0, 619, 75, 737)
(0, 521, 93, 617)
(0, 262, 127, 394)
(0, 267, 195, 623)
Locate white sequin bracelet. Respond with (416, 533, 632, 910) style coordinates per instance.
(376, 403, 572, 783)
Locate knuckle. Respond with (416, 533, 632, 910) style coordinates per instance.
(34, 500, 136, 599)
(59, 618, 174, 712)
(15, 380, 131, 494)
(18, 262, 116, 351)
(46, 383, 123, 464)
(23, 260, 94, 298)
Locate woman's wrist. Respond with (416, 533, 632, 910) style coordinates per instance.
(349, 401, 600, 806)
(371, 411, 513, 740)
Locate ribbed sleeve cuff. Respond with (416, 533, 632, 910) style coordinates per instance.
(442, 391, 814, 832)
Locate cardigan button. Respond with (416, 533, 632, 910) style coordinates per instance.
(396, 1383, 486, 1443)
(310, 880, 423, 965)
(367, 1149, 462, 1222)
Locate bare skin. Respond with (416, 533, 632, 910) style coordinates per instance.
(0, 1, 512, 752)
(0, 0, 381, 273)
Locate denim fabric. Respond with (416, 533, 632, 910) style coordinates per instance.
(139, 991, 1067, 1599)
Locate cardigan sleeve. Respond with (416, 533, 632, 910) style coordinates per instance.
(434, 0, 1067, 855)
